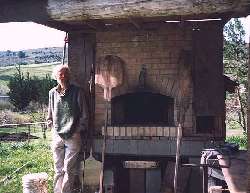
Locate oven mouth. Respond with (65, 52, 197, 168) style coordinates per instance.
(111, 92, 175, 126)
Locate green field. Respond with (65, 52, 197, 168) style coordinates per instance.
(0, 126, 96, 193)
(0, 62, 59, 94)
(0, 129, 54, 193)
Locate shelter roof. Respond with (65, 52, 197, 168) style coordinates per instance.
(0, 0, 249, 31)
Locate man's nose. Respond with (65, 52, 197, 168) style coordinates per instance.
(59, 73, 65, 78)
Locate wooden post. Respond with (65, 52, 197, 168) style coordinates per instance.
(42, 123, 47, 139)
(247, 35, 250, 193)
(28, 125, 31, 143)
(202, 165, 208, 193)
(174, 124, 182, 193)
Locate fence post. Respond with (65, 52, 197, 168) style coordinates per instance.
(42, 123, 47, 139)
(28, 125, 31, 144)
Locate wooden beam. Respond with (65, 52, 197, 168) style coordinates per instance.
(248, 35, 250, 193)
(123, 161, 159, 168)
(0, 0, 249, 26)
(46, 0, 250, 21)
(0, 0, 49, 23)
(128, 18, 141, 29)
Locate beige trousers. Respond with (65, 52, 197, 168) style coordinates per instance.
(51, 131, 82, 193)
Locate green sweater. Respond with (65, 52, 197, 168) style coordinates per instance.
(47, 84, 88, 139)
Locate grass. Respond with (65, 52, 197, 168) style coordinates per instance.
(0, 62, 58, 77)
(0, 129, 54, 193)
(226, 134, 247, 150)
(0, 62, 59, 94)
(0, 110, 32, 125)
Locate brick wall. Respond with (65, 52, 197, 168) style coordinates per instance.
(94, 25, 194, 136)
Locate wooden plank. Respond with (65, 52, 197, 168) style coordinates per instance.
(0, 0, 249, 32)
(68, 32, 96, 135)
(208, 186, 222, 193)
(57, 0, 250, 22)
(162, 161, 191, 193)
(124, 161, 159, 169)
(129, 169, 145, 193)
(146, 169, 161, 193)
(193, 24, 224, 116)
(102, 126, 180, 137)
(248, 35, 250, 193)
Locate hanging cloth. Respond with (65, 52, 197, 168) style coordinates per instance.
(95, 55, 124, 101)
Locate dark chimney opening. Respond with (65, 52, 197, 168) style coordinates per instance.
(111, 92, 174, 126)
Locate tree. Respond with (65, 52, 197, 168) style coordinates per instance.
(6, 50, 12, 56)
(8, 65, 32, 111)
(8, 65, 56, 111)
(18, 51, 26, 58)
(224, 18, 248, 132)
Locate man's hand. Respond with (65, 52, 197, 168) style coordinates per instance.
(47, 120, 53, 128)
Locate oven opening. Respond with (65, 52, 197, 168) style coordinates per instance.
(111, 92, 174, 126)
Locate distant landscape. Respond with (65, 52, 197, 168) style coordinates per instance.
(0, 47, 64, 95)
(0, 47, 64, 67)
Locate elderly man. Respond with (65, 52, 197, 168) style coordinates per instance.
(47, 64, 88, 193)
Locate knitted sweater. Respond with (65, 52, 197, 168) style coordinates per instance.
(47, 84, 88, 139)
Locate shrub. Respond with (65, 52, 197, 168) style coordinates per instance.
(0, 100, 14, 111)
(8, 71, 32, 111)
(226, 134, 247, 150)
(8, 66, 56, 111)
(0, 110, 31, 124)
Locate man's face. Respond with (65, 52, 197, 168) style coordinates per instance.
(56, 68, 69, 85)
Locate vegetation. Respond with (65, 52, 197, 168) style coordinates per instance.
(0, 134, 54, 193)
(224, 18, 248, 133)
(0, 61, 56, 192)
(8, 66, 34, 111)
(7, 64, 56, 111)
(0, 110, 31, 125)
(0, 47, 63, 67)
(226, 134, 247, 150)
(17, 51, 26, 59)
(0, 62, 58, 95)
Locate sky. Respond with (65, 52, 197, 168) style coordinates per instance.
(0, 16, 249, 52)
(0, 22, 65, 51)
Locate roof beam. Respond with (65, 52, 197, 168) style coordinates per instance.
(128, 18, 141, 30)
(0, 0, 249, 31)
(46, 0, 250, 21)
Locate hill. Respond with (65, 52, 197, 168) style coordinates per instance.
(0, 62, 59, 94)
(0, 47, 65, 67)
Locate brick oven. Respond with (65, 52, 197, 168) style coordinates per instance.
(88, 21, 225, 193)
(94, 21, 225, 141)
